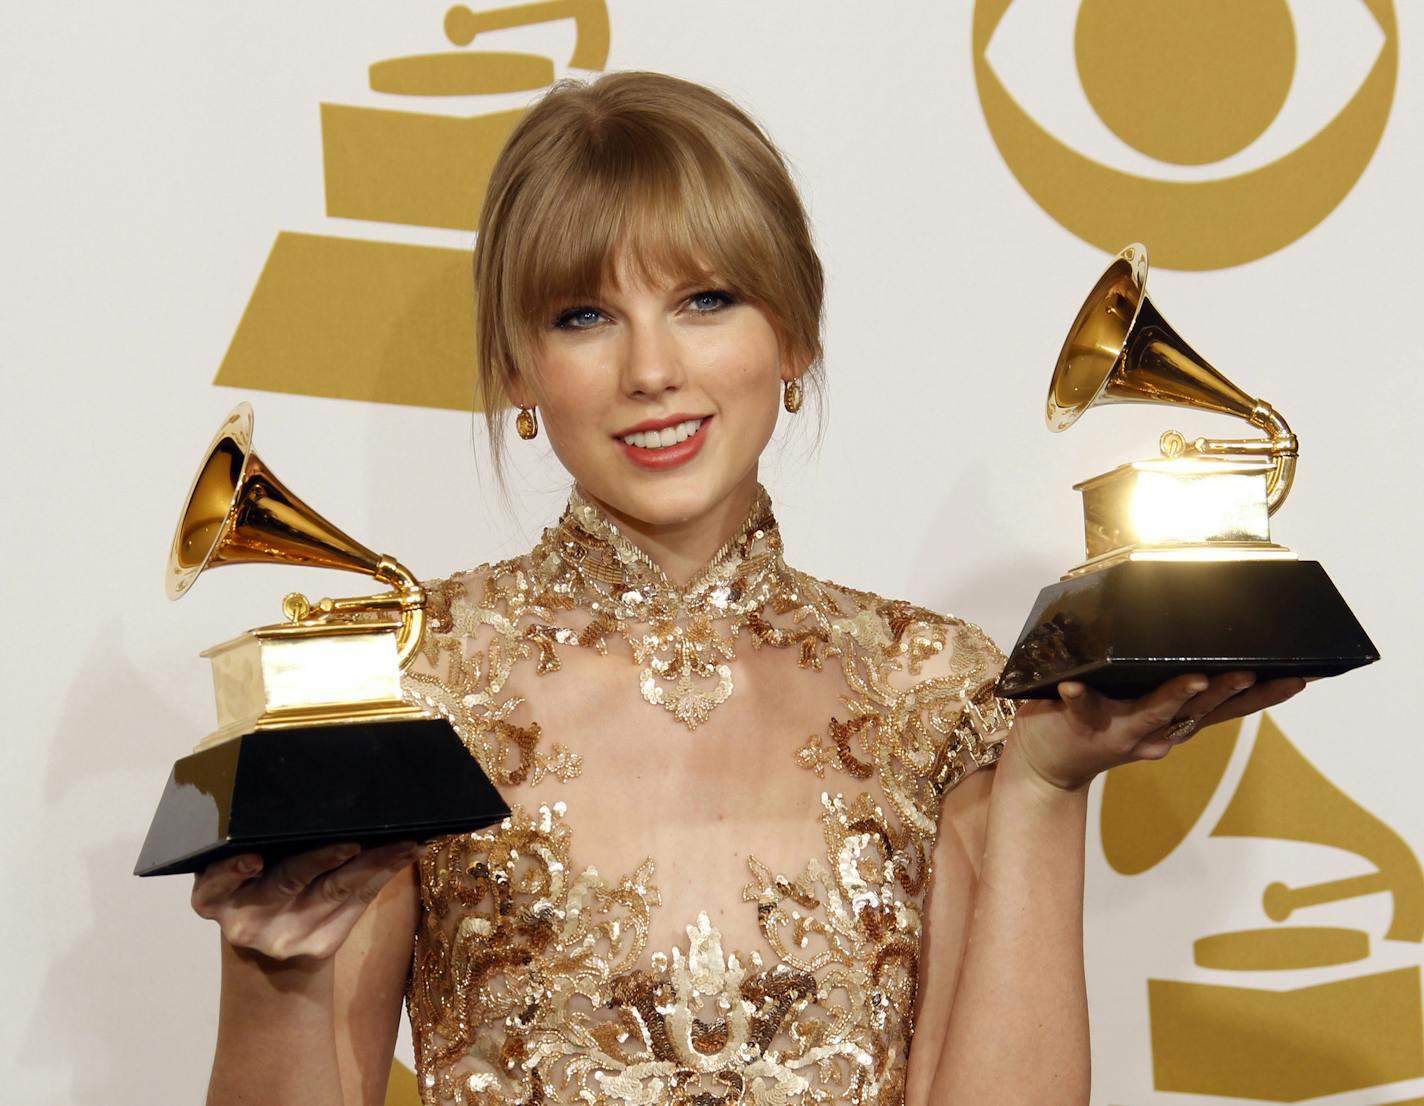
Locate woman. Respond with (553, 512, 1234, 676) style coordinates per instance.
(192, 72, 1303, 1106)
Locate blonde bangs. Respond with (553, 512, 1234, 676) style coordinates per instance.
(499, 137, 784, 355)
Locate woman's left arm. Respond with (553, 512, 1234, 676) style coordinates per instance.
(917, 670, 1306, 1106)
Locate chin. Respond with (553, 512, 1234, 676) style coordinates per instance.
(578, 463, 757, 532)
(598, 476, 722, 527)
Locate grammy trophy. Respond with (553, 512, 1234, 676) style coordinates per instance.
(998, 244, 1378, 699)
(134, 403, 508, 876)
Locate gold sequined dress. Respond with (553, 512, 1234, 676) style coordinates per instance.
(402, 486, 1014, 1105)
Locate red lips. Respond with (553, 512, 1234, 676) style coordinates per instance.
(617, 416, 711, 471)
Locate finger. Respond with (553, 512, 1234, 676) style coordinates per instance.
(263, 842, 362, 900)
(1132, 736, 1175, 760)
(1196, 676, 1307, 729)
(367, 839, 422, 865)
(1056, 680, 1107, 730)
(1134, 674, 1211, 730)
(1167, 671, 1257, 735)
(304, 842, 422, 917)
(1262, 675, 1309, 702)
(300, 859, 418, 959)
(191, 853, 264, 915)
(304, 841, 420, 902)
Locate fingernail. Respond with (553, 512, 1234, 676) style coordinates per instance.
(236, 856, 261, 874)
(1060, 682, 1084, 699)
(1188, 679, 1209, 693)
(1234, 674, 1257, 691)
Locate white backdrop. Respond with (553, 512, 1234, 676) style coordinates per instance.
(5, 2, 1421, 1103)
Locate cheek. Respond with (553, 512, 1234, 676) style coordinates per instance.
(532, 352, 609, 437)
(538, 383, 613, 485)
(735, 359, 782, 422)
(743, 335, 786, 415)
(709, 320, 784, 394)
(707, 327, 784, 447)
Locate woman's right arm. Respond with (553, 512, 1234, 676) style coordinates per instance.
(193, 841, 422, 1106)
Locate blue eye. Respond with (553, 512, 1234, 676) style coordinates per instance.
(689, 290, 735, 313)
(553, 306, 605, 330)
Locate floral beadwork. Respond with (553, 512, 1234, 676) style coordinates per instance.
(402, 487, 1014, 1105)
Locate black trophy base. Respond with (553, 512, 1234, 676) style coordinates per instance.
(134, 717, 509, 877)
(997, 560, 1378, 700)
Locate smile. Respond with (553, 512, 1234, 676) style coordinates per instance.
(619, 417, 706, 449)
(615, 415, 711, 471)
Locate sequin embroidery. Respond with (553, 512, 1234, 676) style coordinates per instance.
(403, 487, 1014, 1105)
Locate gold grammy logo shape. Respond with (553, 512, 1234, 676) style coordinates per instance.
(973, 0, 1398, 270)
(1102, 713, 1424, 1101)
(214, 1, 611, 411)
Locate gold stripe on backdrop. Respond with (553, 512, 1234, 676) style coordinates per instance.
(1149, 968, 1424, 1098)
(321, 104, 525, 232)
(213, 232, 480, 411)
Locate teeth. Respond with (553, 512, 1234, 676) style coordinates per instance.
(622, 418, 704, 449)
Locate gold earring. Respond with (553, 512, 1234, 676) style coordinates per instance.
(783, 378, 804, 414)
(515, 406, 539, 440)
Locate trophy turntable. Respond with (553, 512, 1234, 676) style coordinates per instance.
(134, 403, 508, 876)
(998, 244, 1378, 699)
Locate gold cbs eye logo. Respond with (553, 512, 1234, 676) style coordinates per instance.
(973, 0, 1398, 270)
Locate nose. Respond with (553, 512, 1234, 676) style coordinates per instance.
(619, 314, 685, 400)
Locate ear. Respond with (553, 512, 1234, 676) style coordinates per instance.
(505, 371, 535, 410)
(779, 347, 813, 384)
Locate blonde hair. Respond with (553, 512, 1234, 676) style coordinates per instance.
(474, 71, 825, 475)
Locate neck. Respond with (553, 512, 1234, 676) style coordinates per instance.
(579, 471, 763, 586)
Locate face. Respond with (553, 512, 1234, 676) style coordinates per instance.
(515, 264, 798, 537)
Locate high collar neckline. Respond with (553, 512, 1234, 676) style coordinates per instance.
(535, 485, 789, 728)
(558, 484, 782, 602)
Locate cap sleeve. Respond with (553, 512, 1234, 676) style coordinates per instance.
(919, 618, 1018, 801)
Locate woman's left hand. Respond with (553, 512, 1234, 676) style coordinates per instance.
(1009, 671, 1308, 793)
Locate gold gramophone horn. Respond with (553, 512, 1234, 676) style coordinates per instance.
(1048, 243, 1298, 513)
(165, 403, 425, 666)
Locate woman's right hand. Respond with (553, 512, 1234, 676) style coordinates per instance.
(191, 840, 422, 963)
